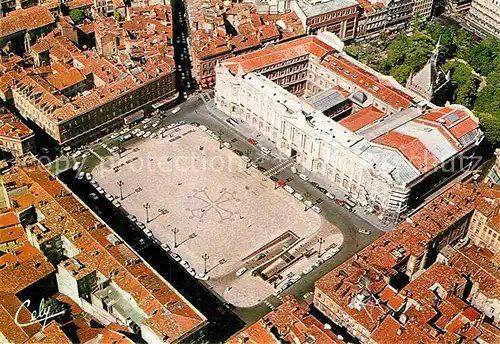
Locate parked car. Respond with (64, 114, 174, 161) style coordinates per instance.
(260, 147, 271, 154)
(304, 200, 313, 208)
(170, 252, 181, 262)
(284, 185, 294, 194)
(299, 173, 309, 181)
(318, 187, 328, 193)
(180, 260, 190, 269)
(72, 162, 81, 171)
(358, 228, 371, 235)
(312, 206, 322, 214)
(282, 280, 293, 290)
(248, 138, 258, 145)
(302, 266, 314, 275)
(294, 193, 304, 201)
(236, 267, 248, 277)
(335, 199, 344, 206)
(137, 222, 146, 230)
(226, 118, 238, 126)
(96, 187, 105, 194)
(223, 142, 232, 149)
(90, 180, 99, 187)
(110, 132, 119, 139)
(89, 193, 98, 200)
(143, 131, 151, 138)
(72, 151, 82, 158)
(255, 253, 266, 261)
(326, 192, 335, 200)
(199, 125, 207, 131)
(241, 155, 251, 163)
(105, 193, 114, 202)
(291, 274, 302, 283)
(143, 229, 153, 237)
(322, 252, 333, 260)
(158, 128, 166, 135)
(76, 172, 85, 180)
(161, 243, 170, 252)
(85, 173, 92, 181)
(81, 152, 90, 158)
(233, 149, 243, 156)
(152, 121, 160, 128)
(290, 166, 298, 174)
(172, 107, 181, 114)
(112, 200, 121, 208)
(195, 273, 210, 281)
(127, 214, 137, 222)
(187, 268, 196, 277)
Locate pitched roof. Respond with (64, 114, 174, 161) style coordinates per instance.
(0, 6, 55, 37)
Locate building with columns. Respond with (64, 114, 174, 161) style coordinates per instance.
(214, 32, 483, 221)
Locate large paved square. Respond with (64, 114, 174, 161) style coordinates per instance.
(93, 125, 341, 306)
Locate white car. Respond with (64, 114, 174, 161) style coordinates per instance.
(312, 206, 322, 214)
(290, 166, 298, 174)
(291, 274, 302, 283)
(299, 173, 309, 181)
(223, 142, 232, 149)
(76, 172, 85, 180)
(294, 193, 304, 201)
(358, 228, 371, 235)
(161, 243, 170, 252)
(142, 118, 152, 124)
(143, 131, 151, 138)
(132, 128, 141, 134)
(241, 156, 251, 163)
(322, 252, 333, 260)
(284, 185, 294, 194)
(143, 229, 153, 237)
(110, 146, 119, 153)
(304, 200, 313, 208)
(135, 131, 145, 137)
(150, 132, 157, 139)
(326, 192, 335, 200)
(260, 147, 271, 154)
(72, 151, 82, 158)
(120, 128, 130, 134)
(302, 266, 314, 275)
(96, 186, 105, 194)
(172, 107, 181, 114)
(170, 252, 181, 262)
(187, 268, 196, 277)
(105, 194, 114, 202)
(85, 173, 92, 181)
(81, 152, 90, 158)
(137, 222, 146, 230)
(236, 267, 248, 277)
(127, 214, 137, 222)
(199, 125, 207, 131)
(143, 124, 150, 129)
(90, 180, 98, 187)
(110, 132, 119, 139)
(331, 246, 341, 255)
(152, 121, 160, 128)
(180, 260, 190, 269)
(158, 128, 166, 135)
(195, 273, 210, 281)
(72, 162, 81, 171)
(206, 129, 213, 135)
(112, 200, 121, 208)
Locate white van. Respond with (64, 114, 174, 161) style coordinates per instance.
(236, 267, 248, 277)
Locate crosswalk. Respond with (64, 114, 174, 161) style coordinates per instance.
(264, 159, 294, 177)
(263, 300, 275, 310)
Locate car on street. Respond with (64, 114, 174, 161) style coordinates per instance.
(312, 206, 322, 214)
(331, 246, 341, 255)
(255, 253, 266, 261)
(105, 194, 114, 202)
(241, 155, 251, 162)
(251, 162, 259, 169)
(284, 185, 294, 194)
(310, 181, 319, 188)
(72, 151, 82, 158)
(335, 199, 344, 206)
(141, 118, 152, 124)
(143, 124, 150, 129)
(158, 128, 166, 135)
(170, 252, 181, 262)
(89, 193, 98, 200)
(322, 252, 333, 260)
(172, 107, 181, 114)
(109, 146, 119, 153)
(136, 130, 145, 137)
(233, 149, 243, 156)
(223, 142, 232, 149)
(137, 222, 146, 230)
(76, 172, 85, 180)
(143, 131, 151, 138)
(291, 274, 302, 283)
(248, 138, 257, 145)
(180, 260, 190, 269)
(317, 187, 327, 193)
(112, 200, 121, 208)
(119, 134, 132, 142)
(127, 214, 137, 222)
(260, 147, 271, 154)
(257, 166, 267, 173)
(195, 273, 210, 281)
(294, 192, 304, 201)
(110, 132, 119, 139)
(299, 173, 309, 181)
(199, 125, 207, 131)
(150, 132, 157, 139)
(236, 267, 248, 277)
(326, 192, 335, 200)
(304, 200, 313, 208)
(82, 152, 90, 158)
(85, 173, 92, 181)
(282, 280, 293, 290)
(152, 121, 160, 128)
(96, 186, 105, 194)
(270, 176, 278, 182)
(120, 128, 130, 134)
(290, 166, 297, 174)
(302, 266, 314, 275)
(161, 243, 170, 252)
(143, 229, 153, 237)
(132, 128, 141, 134)
(187, 268, 196, 277)
(90, 180, 98, 187)
(358, 228, 371, 235)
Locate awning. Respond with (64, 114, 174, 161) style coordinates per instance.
(124, 110, 144, 125)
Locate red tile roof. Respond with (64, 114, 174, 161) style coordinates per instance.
(338, 105, 384, 132)
(0, 6, 55, 37)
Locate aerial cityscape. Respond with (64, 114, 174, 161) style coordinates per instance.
(0, 0, 499, 341)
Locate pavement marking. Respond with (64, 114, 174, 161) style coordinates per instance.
(264, 159, 294, 177)
(90, 149, 105, 162)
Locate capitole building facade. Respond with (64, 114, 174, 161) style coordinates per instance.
(214, 32, 484, 222)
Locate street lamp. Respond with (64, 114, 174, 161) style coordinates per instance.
(117, 180, 124, 200)
(318, 237, 325, 257)
(172, 227, 179, 248)
(218, 130, 224, 149)
(244, 149, 251, 169)
(143, 203, 151, 223)
(202, 253, 209, 274)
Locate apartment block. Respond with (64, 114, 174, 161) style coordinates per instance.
(466, 0, 500, 39)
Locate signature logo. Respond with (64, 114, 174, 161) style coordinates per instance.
(15, 298, 66, 330)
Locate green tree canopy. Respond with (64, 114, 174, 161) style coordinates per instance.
(477, 112, 500, 147)
(69, 8, 84, 23)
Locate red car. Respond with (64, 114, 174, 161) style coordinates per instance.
(335, 199, 344, 207)
(248, 138, 258, 145)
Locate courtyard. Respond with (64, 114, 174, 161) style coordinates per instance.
(92, 125, 343, 307)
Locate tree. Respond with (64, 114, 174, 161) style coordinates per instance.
(41, 298, 71, 323)
(113, 10, 123, 21)
(455, 78, 477, 108)
(390, 64, 412, 84)
(477, 112, 500, 147)
(69, 9, 84, 23)
(474, 69, 500, 115)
